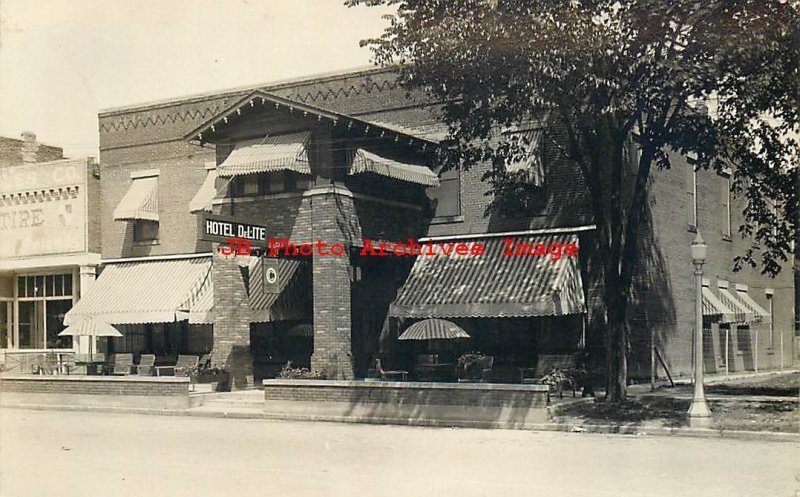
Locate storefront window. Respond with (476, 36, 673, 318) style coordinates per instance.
(46, 299, 72, 348)
(18, 301, 44, 349)
(0, 301, 11, 348)
(15, 273, 75, 350)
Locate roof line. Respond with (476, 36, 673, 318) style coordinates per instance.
(184, 89, 441, 146)
(419, 225, 596, 242)
(102, 253, 213, 264)
(98, 65, 388, 116)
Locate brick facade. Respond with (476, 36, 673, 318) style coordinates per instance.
(95, 66, 795, 383)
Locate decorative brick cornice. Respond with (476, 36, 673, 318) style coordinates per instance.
(99, 105, 226, 134)
(0, 186, 80, 206)
(286, 78, 399, 105)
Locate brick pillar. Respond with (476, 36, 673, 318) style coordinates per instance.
(310, 188, 355, 379)
(212, 247, 253, 389)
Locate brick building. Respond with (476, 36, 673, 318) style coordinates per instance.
(63, 67, 795, 387)
(0, 132, 102, 364)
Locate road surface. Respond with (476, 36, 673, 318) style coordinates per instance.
(0, 408, 797, 497)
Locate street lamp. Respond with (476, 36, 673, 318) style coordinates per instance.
(688, 231, 711, 426)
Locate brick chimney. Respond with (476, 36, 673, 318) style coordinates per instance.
(21, 131, 39, 163)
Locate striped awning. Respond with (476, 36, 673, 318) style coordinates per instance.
(702, 286, 736, 323)
(718, 287, 755, 324)
(398, 319, 470, 340)
(183, 268, 214, 324)
(735, 289, 771, 324)
(217, 131, 312, 178)
(389, 234, 586, 319)
(64, 256, 211, 325)
(189, 167, 219, 213)
(248, 257, 310, 322)
(113, 176, 159, 221)
(349, 149, 439, 187)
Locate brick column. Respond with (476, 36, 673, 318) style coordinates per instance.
(309, 187, 356, 379)
(212, 247, 253, 389)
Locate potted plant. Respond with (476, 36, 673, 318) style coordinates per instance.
(277, 361, 324, 380)
(189, 363, 231, 392)
(456, 351, 486, 381)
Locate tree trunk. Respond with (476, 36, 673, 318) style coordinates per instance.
(604, 288, 628, 402)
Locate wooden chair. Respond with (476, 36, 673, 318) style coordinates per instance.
(60, 353, 77, 375)
(134, 354, 155, 376)
(479, 356, 494, 382)
(376, 359, 408, 381)
(520, 353, 580, 398)
(105, 353, 134, 375)
(156, 354, 198, 377)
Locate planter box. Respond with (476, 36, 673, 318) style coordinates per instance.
(262, 379, 550, 429)
(192, 372, 231, 392)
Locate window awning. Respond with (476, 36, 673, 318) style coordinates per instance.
(349, 149, 439, 187)
(248, 257, 311, 323)
(217, 131, 312, 178)
(718, 287, 755, 324)
(184, 269, 214, 324)
(389, 234, 586, 319)
(113, 176, 159, 221)
(735, 289, 771, 324)
(64, 256, 211, 325)
(189, 167, 219, 213)
(702, 286, 736, 323)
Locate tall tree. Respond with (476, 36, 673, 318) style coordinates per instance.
(348, 0, 799, 401)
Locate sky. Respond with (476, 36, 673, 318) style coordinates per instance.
(0, 0, 395, 158)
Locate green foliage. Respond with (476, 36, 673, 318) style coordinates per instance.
(278, 361, 324, 380)
(349, 0, 799, 401)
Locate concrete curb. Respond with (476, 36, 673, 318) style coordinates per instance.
(2, 401, 797, 442)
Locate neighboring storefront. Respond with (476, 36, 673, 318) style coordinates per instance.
(0, 156, 102, 365)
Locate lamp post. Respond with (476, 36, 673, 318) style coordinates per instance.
(688, 232, 711, 426)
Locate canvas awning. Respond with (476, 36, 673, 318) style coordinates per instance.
(248, 257, 310, 323)
(113, 176, 159, 221)
(189, 167, 219, 213)
(389, 234, 586, 319)
(718, 286, 755, 324)
(64, 256, 211, 325)
(184, 268, 214, 324)
(735, 288, 771, 324)
(217, 131, 312, 178)
(349, 149, 439, 187)
(702, 286, 736, 323)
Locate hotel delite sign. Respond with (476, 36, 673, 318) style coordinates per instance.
(0, 160, 88, 258)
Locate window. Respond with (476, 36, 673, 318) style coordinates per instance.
(233, 171, 310, 197)
(721, 169, 732, 239)
(18, 274, 72, 297)
(428, 168, 461, 218)
(686, 159, 698, 230)
(15, 274, 75, 350)
(0, 301, 10, 348)
(504, 128, 545, 186)
(133, 220, 159, 242)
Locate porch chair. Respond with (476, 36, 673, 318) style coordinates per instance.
(376, 359, 408, 381)
(133, 354, 155, 376)
(155, 354, 199, 377)
(479, 356, 494, 383)
(105, 353, 134, 375)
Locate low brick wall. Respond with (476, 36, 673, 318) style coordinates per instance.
(0, 374, 191, 410)
(263, 379, 550, 429)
